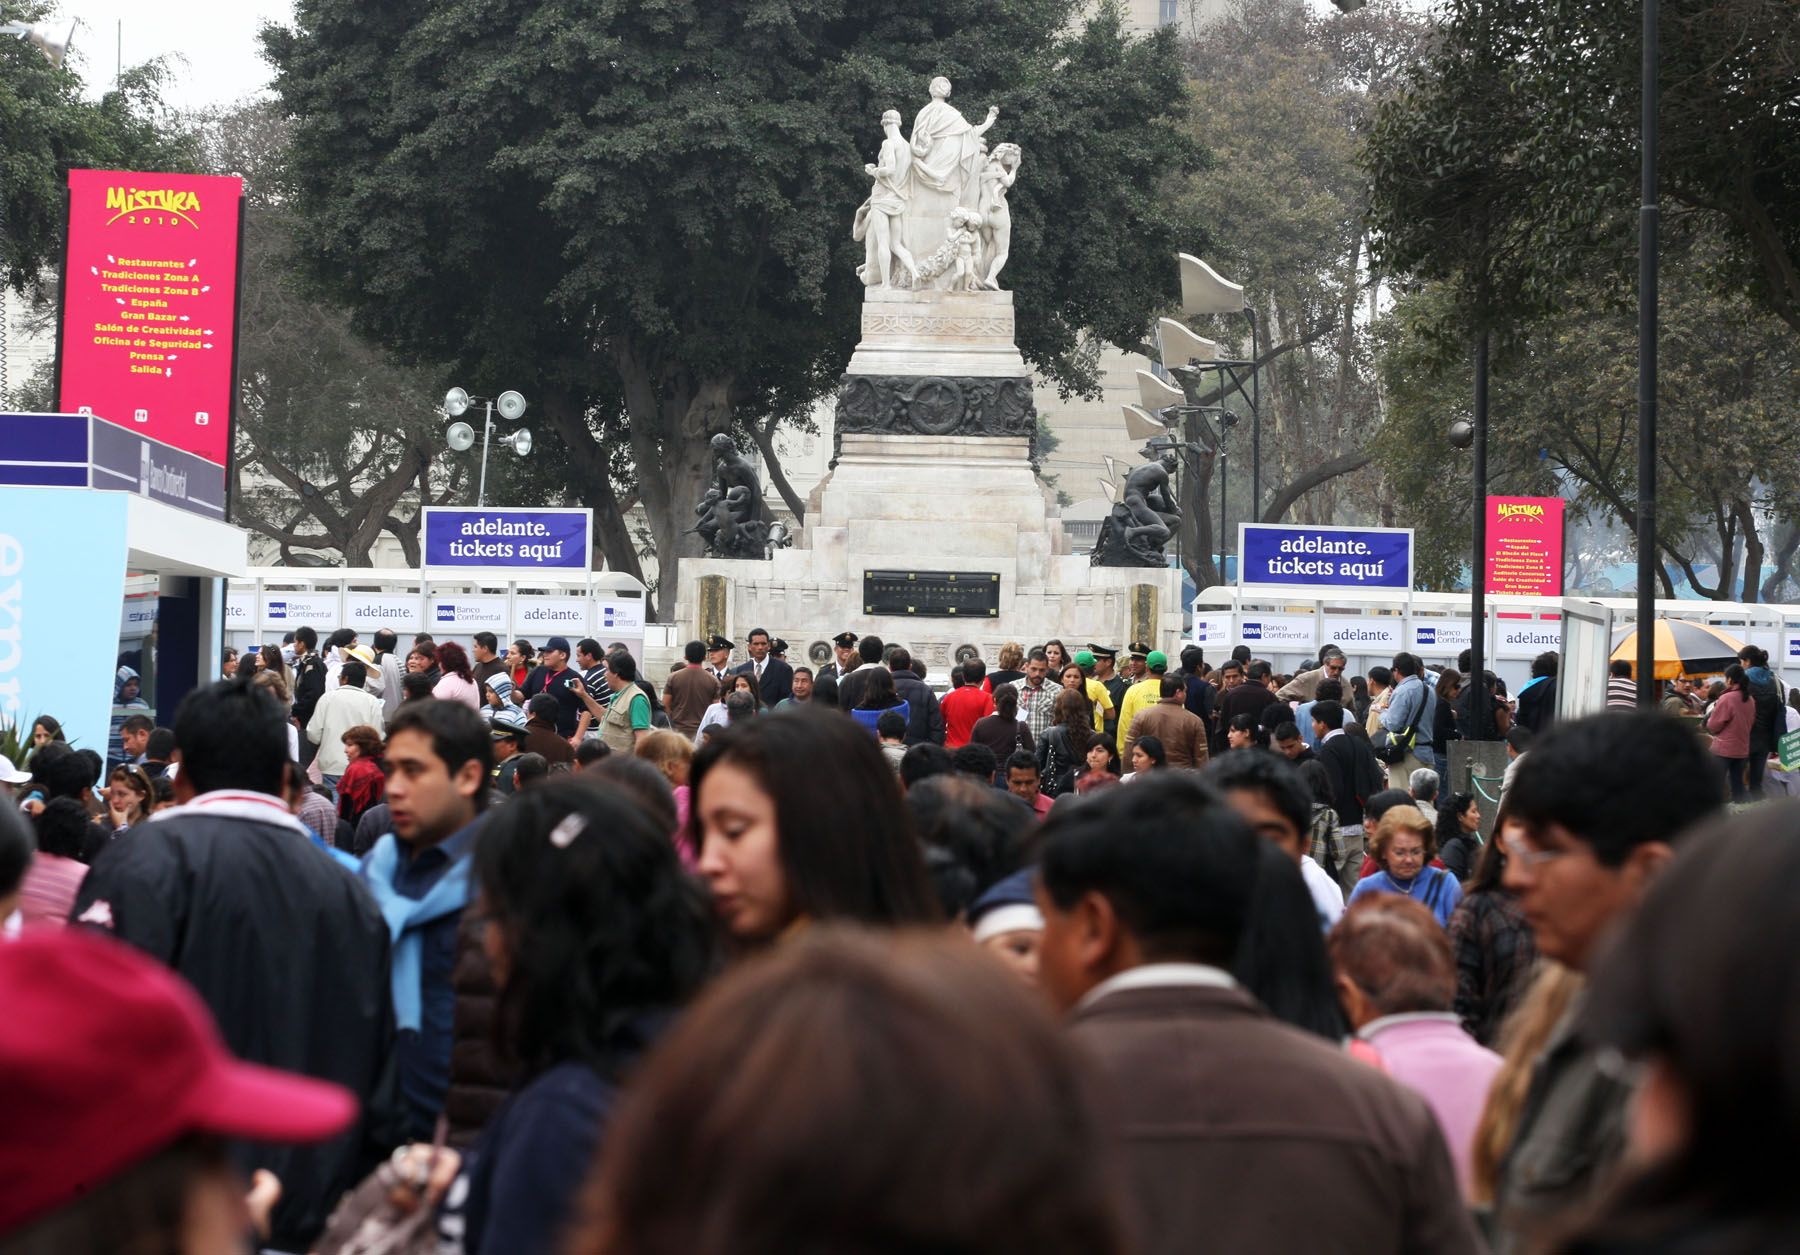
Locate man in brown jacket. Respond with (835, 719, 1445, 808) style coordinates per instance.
(1036, 776, 1481, 1255)
(522, 694, 575, 766)
(1122, 676, 1209, 769)
(665, 639, 724, 739)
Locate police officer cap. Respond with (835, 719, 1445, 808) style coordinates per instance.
(708, 634, 734, 652)
(832, 631, 859, 648)
(1128, 641, 1153, 659)
(1088, 644, 1118, 660)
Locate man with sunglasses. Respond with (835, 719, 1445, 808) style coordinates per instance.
(1276, 646, 1347, 702)
(1488, 711, 1721, 1254)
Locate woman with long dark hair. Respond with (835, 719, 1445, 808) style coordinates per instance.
(1435, 791, 1482, 880)
(1432, 669, 1463, 764)
(1035, 688, 1094, 797)
(848, 666, 908, 736)
(971, 682, 1033, 784)
(691, 710, 937, 948)
(426, 779, 716, 1255)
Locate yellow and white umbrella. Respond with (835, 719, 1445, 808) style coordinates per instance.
(1610, 620, 1745, 681)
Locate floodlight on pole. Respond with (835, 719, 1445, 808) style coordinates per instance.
(1174, 253, 1262, 523)
(1178, 254, 1246, 319)
(1157, 317, 1220, 367)
(441, 385, 530, 506)
(1135, 369, 1187, 413)
(2, 19, 76, 67)
(1122, 404, 1169, 443)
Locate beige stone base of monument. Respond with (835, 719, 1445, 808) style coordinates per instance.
(672, 430, 1185, 677)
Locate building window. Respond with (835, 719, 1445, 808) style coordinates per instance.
(1159, 0, 1179, 25)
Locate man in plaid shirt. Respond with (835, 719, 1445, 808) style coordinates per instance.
(1010, 647, 1056, 740)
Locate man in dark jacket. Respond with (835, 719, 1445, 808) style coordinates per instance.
(1217, 659, 1279, 743)
(358, 700, 494, 1144)
(887, 648, 945, 745)
(1036, 776, 1481, 1255)
(71, 678, 393, 1251)
(290, 624, 328, 762)
(1514, 650, 1559, 733)
(836, 635, 885, 713)
(1311, 700, 1387, 893)
(733, 627, 795, 707)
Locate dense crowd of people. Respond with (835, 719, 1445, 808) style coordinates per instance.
(1, 621, 1794, 1253)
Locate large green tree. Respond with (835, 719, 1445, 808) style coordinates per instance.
(1, 10, 198, 296)
(1364, 0, 1800, 340)
(263, 0, 1203, 610)
(190, 102, 474, 565)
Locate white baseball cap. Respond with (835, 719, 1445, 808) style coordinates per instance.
(0, 756, 31, 785)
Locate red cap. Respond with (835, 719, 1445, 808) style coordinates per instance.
(0, 930, 357, 1234)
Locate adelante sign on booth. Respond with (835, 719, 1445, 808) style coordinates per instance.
(422, 507, 592, 572)
(1238, 524, 1412, 592)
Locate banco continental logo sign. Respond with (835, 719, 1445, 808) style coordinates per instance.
(104, 185, 202, 228)
(1495, 502, 1547, 522)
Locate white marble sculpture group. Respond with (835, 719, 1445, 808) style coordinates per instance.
(854, 77, 1021, 292)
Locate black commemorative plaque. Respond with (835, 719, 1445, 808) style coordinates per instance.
(862, 570, 1001, 618)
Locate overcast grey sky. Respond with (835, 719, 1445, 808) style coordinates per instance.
(46, 0, 294, 112)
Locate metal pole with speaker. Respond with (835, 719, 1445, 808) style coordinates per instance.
(443, 387, 529, 507)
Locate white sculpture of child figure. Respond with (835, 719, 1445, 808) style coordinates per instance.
(947, 208, 983, 292)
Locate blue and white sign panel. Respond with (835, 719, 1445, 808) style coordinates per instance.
(0, 412, 227, 518)
(1239, 523, 1413, 592)
(0, 488, 130, 757)
(422, 507, 591, 572)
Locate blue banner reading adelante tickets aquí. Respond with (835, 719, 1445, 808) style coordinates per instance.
(421, 507, 591, 571)
(1239, 523, 1412, 592)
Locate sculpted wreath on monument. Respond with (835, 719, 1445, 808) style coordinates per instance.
(854, 77, 1022, 291)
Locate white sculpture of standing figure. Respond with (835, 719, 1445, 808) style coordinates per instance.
(975, 142, 1021, 289)
(854, 109, 918, 288)
(902, 76, 998, 279)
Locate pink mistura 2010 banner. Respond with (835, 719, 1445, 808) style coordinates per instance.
(57, 169, 244, 468)
(1485, 495, 1565, 597)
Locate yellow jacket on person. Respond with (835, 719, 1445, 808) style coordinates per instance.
(1116, 675, 1164, 758)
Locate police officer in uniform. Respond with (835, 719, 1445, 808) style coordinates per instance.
(816, 631, 860, 683)
(1091, 644, 1128, 745)
(705, 635, 735, 683)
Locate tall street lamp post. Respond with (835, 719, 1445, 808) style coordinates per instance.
(1636, 0, 1659, 704)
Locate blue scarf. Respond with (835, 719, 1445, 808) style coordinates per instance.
(362, 834, 472, 1031)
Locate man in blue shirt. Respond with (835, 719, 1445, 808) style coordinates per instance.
(360, 700, 492, 1140)
(1380, 651, 1438, 782)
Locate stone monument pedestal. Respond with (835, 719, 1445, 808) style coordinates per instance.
(672, 425, 1184, 677)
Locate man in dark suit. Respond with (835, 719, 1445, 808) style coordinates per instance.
(733, 626, 794, 707)
(1311, 699, 1386, 891)
(1034, 776, 1480, 1255)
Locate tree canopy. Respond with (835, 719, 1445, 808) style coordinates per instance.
(263, 0, 1205, 609)
(0, 7, 198, 296)
(1364, 0, 1800, 340)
